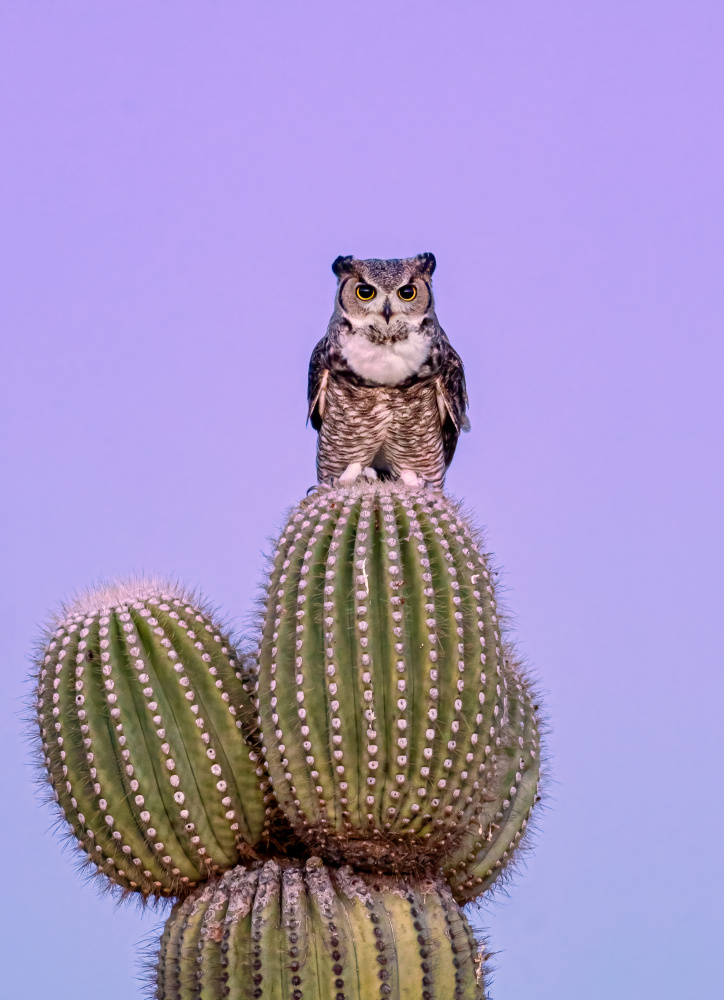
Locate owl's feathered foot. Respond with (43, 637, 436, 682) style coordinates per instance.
(338, 462, 363, 483)
(338, 463, 379, 484)
(399, 469, 421, 488)
(335, 464, 427, 490)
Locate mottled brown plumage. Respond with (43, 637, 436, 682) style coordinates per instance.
(308, 254, 469, 489)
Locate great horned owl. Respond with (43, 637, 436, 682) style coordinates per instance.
(308, 253, 469, 489)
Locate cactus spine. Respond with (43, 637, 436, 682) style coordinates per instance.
(33, 580, 271, 898)
(155, 858, 488, 1000)
(257, 483, 541, 888)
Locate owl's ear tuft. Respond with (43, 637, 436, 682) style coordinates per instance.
(332, 255, 355, 277)
(414, 252, 436, 277)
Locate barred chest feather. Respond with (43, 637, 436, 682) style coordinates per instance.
(339, 327, 431, 386)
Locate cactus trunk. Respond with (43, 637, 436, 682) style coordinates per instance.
(154, 858, 488, 1000)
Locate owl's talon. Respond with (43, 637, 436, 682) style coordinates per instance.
(339, 462, 363, 484)
(362, 467, 378, 481)
(399, 469, 421, 488)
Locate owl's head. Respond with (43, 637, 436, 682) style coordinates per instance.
(332, 253, 436, 326)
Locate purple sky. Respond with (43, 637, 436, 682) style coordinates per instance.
(2, 3, 723, 997)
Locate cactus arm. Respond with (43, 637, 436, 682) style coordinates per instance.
(34, 582, 273, 897)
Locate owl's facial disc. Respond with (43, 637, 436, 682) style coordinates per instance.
(337, 266, 432, 339)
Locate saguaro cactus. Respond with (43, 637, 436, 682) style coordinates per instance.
(33, 579, 272, 898)
(155, 857, 488, 1000)
(256, 483, 541, 885)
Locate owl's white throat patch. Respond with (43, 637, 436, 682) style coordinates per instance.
(340, 326, 430, 386)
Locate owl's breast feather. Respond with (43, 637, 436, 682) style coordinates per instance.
(339, 328, 431, 386)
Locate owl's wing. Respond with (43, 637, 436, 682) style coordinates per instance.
(435, 341, 470, 468)
(307, 336, 331, 431)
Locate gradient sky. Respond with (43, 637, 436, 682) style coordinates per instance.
(2, 3, 723, 998)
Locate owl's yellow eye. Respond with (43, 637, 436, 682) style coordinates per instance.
(398, 285, 417, 301)
(356, 284, 376, 301)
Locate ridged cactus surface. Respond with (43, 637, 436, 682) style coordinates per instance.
(257, 484, 541, 890)
(155, 858, 487, 1000)
(33, 580, 270, 898)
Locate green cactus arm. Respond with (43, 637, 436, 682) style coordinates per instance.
(33, 581, 272, 898)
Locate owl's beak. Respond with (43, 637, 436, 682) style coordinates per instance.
(382, 299, 392, 323)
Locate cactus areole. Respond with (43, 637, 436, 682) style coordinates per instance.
(155, 858, 488, 1000)
(33, 580, 271, 898)
(258, 484, 541, 897)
